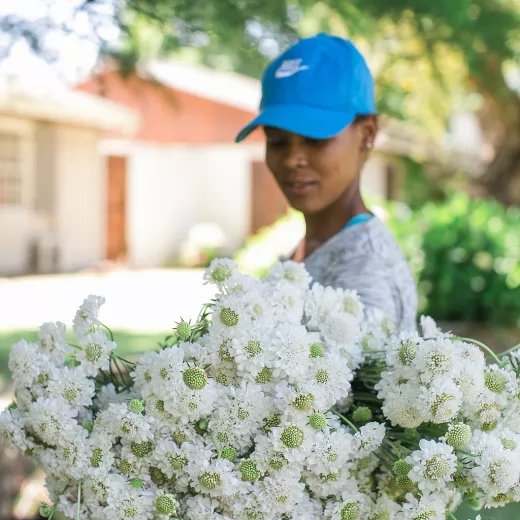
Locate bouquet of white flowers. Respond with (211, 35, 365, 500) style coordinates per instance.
(1, 260, 519, 520)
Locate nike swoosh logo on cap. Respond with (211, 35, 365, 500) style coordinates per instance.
(274, 59, 309, 78)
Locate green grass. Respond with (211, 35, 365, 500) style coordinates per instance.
(0, 329, 170, 393)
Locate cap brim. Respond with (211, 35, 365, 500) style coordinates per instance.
(235, 104, 356, 142)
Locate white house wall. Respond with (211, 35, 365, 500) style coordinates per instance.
(0, 116, 36, 276)
(125, 144, 253, 268)
(127, 144, 199, 268)
(54, 125, 105, 272)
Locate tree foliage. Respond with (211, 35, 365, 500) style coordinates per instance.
(2, 0, 520, 202)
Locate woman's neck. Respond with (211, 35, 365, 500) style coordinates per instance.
(304, 186, 369, 245)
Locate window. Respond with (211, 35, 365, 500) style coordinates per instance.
(0, 133, 23, 205)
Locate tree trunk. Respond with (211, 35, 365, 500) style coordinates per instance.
(472, 57, 520, 205)
(478, 127, 520, 205)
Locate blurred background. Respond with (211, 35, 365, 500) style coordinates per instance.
(0, 0, 519, 518)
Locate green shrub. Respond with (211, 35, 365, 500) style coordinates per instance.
(235, 195, 520, 326)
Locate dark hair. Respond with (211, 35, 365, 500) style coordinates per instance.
(353, 114, 374, 124)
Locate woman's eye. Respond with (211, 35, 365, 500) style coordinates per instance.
(267, 139, 287, 148)
(305, 137, 327, 147)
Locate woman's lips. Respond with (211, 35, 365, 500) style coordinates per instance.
(285, 180, 319, 196)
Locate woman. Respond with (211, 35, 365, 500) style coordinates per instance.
(236, 33, 417, 332)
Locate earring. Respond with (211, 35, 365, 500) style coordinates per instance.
(365, 142, 373, 150)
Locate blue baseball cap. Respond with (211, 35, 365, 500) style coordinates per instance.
(235, 33, 376, 142)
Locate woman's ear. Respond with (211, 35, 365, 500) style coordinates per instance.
(360, 115, 378, 151)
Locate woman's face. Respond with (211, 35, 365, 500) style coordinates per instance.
(264, 118, 377, 215)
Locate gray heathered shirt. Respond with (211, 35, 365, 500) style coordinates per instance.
(303, 217, 418, 332)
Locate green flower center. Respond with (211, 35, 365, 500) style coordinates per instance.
(155, 495, 177, 515)
(237, 408, 249, 420)
(281, 425, 304, 449)
(309, 343, 325, 358)
(176, 321, 191, 341)
(445, 423, 472, 449)
(220, 308, 239, 327)
(398, 340, 418, 365)
(90, 447, 103, 467)
(245, 340, 262, 357)
(485, 371, 507, 393)
(315, 369, 329, 384)
(85, 343, 102, 362)
(293, 393, 315, 411)
(129, 399, 144, 413)
(220, 446, 237, 462)
(255, 367, 272, 384)
(219, 342, 233, 361)
(309, 412, 327, 430)
(239, 460, 261, 482)
(130, 441, 153, 458)
(341, 502, 360, 520)
(183, 367, 207, 390)
(212, 265, 232, 282)
(198, 471, 221, 489)
(168, 454, 188, 470)
(425, 454, 452, 480)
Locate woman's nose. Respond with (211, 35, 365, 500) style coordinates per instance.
(282, 142, 308, 169)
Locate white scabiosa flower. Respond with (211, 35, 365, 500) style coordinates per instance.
(406, 440, 457, 492)
(93, 384, 138, 413)
(323, 492, 371, 520)
(419, 377, 462, 424)
(306, 429, 354, 475)
(8, 339, 49, 389)
(420, 315, 447, 339)
(26, 397, 79, 446)
(38, 321, 72, 363)
(148, 347, 185, 390)
(48, 366, 95, 410)
(415, 338, 462, 384)
(306, 467, 358, 501)
(352, 422, 386, 459)
(255, 467, 306, 517)
(104, 483, 154, 520)
(0, 407, 33, 452)
(369, 493, 400, 520)
(471, 446, 520, 496)
(203, 258, 238, 287)
(73, 295, 106, 339)
(76, 330, 116, 376)
(384, 334, 422, 375)
(268, 279, 305, 325)
(229, 327, 277, 381)
(381, 383, 424, 429)
(266, 261, 312, 291)
(395, 492, 446, 520)
(130, 350, 161, 397)
(188, 457, 238, 498)
(116, 404, 155, 442)
(209, 382, 270, 453)
(270, 420, 316, 467)
(307, 354, 353, 409)
(184, 496, 231, 520)
(271, 324, 311, 384)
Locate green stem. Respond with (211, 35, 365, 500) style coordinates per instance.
(330, 409, 359, 432)
(449, 513, 458, 520)
(451, 336, 502, 365)
(100, 322, 114, 341)
(457, 450, 477, 458)
(76, 480, 82, 520)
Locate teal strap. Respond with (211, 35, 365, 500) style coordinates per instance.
(344, 213, 373, 229)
